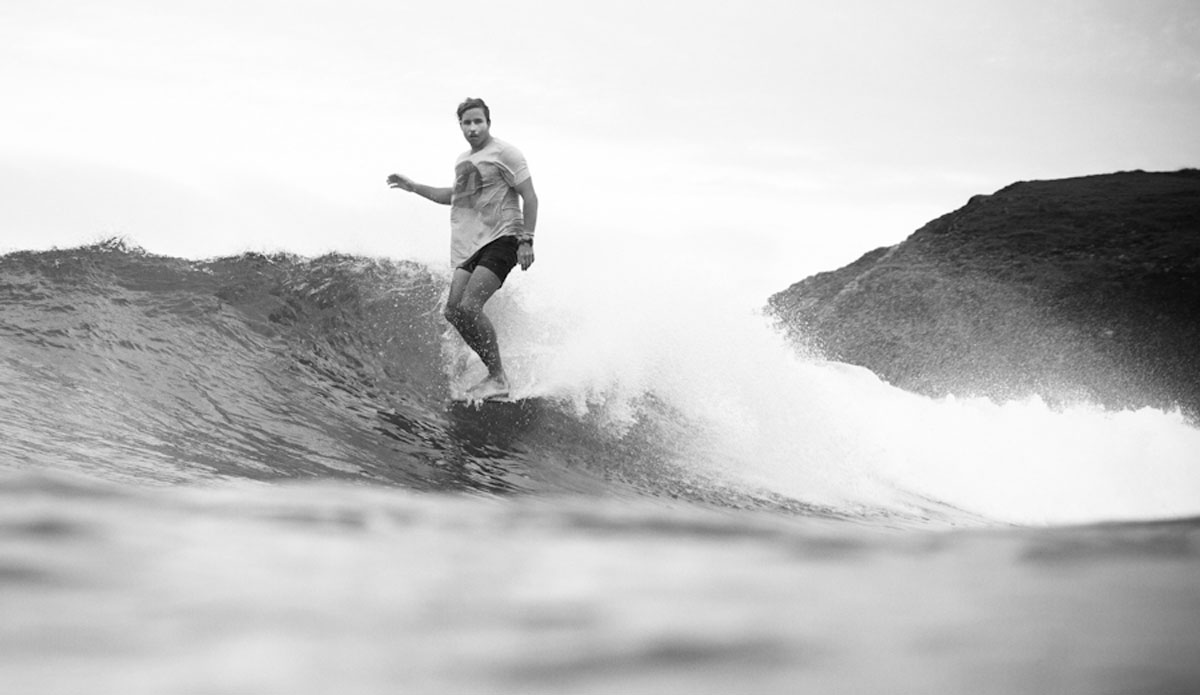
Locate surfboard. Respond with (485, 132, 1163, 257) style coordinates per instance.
(448, 371, 540, 407)
(448, 382, 537, 405)
(449, 393, 520, 405)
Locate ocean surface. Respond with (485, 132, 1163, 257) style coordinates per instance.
(2, 240, 1199, 694)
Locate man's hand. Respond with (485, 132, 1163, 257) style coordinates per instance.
(387, 173, 415, 192)
(518, 241, 535, 271)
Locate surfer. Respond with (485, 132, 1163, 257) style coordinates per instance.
(387, 97, 538, 401)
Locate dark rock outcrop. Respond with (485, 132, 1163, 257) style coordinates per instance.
(768, 170, 1200, 419)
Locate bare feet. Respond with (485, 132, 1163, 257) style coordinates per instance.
(467, 374, 510, 401)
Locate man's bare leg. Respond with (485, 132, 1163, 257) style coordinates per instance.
(445, 266, 509, 397)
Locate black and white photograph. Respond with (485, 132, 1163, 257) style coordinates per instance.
(2, 1, 1199, 693)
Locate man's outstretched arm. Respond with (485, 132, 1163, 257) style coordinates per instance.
(388, 174, 452, 205)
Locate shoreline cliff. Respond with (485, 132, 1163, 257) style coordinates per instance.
(768, 170, 1200, 419)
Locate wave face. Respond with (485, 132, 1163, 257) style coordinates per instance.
(2, 241, 1199, 525)
(0, 242, 785, 510)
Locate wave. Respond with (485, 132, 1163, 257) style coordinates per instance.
(2, 240, 1198, 526)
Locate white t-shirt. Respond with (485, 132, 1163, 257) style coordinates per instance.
(449, 137, 531, 266)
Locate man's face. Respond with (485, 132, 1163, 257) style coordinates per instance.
(459, 107, 491, 149)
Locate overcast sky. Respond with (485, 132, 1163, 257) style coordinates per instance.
(3, 0, 1198, 302)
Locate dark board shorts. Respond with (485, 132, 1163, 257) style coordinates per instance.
(457, 236, 519, 283)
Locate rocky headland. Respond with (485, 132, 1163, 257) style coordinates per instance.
(768, 170, 1200, 419)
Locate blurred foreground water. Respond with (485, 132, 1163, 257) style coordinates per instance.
(3, 475, 1198, 695)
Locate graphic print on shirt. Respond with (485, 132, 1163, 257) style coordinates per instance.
(448, 139, 528, 266)
(453, 161, 483, 210)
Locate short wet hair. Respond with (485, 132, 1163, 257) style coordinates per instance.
(456, 97, 490, 123)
